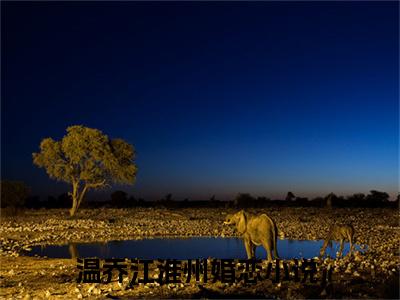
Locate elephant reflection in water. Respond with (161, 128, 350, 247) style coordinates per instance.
(223, 210, 279, 262)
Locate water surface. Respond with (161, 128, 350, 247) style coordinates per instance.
(26, 237, 362, 259)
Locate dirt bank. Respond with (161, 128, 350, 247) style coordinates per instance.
(0, 207, 399, 299)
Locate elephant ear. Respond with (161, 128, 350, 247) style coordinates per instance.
(237, 210, 247, 234)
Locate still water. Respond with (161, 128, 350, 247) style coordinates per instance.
(26, 237, 361, 259)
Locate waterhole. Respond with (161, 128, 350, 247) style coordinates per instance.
(26, 237, 363, 259)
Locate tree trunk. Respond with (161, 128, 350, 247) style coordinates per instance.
(68, 243, 79, 259)
(77, 185, 88, 210)
(69, 182, 89, 217)
(69, 181, 79, 217)
(69, 195, 78, 217)
(69, 180, 105, 217)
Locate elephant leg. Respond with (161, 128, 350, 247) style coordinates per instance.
(338, 239, 344, 258)
(244, 237, 252, 259)
(348, 237, 353, 256)
(268, 249, 274, 262)
(262, 240, 273, 262)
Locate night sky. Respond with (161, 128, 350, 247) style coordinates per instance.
(2, 2, 398, 200)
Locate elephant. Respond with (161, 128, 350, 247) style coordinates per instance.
(319, 224, 354, 258)
(223, 210, 279, 261)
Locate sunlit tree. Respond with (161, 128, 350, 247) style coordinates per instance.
(33, 125, 137, 216)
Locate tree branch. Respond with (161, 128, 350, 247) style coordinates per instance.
(74, 179, 109, 211)
(86, 179, 107, 189)
(77, 184, 89, 208)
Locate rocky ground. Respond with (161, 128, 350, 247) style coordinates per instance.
(0, 207, 399, 299)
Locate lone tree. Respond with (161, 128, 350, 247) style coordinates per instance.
(325, 192, 336, 209)
(285, 191, 295, 202)
(33, 125, 137, 216)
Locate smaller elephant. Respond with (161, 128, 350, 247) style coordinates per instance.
(223, 210, 279, 261)
(319, 224, 354, 258)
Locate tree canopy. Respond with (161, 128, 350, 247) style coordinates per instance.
(33, 125, 137, 216)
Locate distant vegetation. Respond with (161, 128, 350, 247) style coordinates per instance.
(2, 124, 398, 213)
(1, 180, 30, 213)
(32, 125, 137, 216)
(3, 185, 398, 211)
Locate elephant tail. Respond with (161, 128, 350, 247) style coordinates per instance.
(273, 222, 279, 258)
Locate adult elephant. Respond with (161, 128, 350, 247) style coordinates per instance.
(224, 210, 279, 261)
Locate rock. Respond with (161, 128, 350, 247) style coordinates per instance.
(87, 285, 95, 294)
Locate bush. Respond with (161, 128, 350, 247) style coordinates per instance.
(1, 181, 29, 214)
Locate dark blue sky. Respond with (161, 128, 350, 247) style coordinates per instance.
(2, 2, 398, 200)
